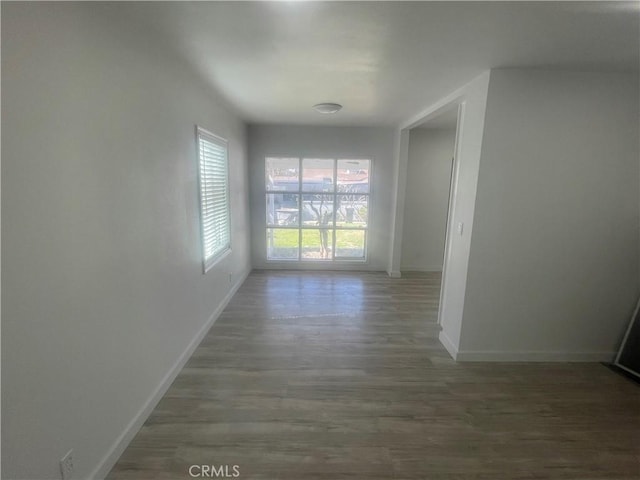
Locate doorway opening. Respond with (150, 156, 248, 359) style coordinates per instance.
(398, 104, 461, 323)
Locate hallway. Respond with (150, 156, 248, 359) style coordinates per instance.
(107, 271, 639, 480)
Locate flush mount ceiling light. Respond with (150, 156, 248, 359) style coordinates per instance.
(312, 103, 342, 114)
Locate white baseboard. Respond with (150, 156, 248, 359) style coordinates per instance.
(255, 263, 381, 272)
(388, 270, 402, 278)
(437, 331, 615, 363)
(438, 330, 459, 360)
(89, 268, 250, 480)
(455, 350, 617, 362)
(400, 266, 443, 273)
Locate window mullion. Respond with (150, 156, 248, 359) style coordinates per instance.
(332, 158, 338, 259)
(298, 157, 302, 260)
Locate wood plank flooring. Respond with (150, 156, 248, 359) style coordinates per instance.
(107, 271, 639, 480)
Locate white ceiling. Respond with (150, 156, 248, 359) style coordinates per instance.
(119, 1, 639, 127)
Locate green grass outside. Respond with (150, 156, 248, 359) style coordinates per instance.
(269, 229, 364, 248)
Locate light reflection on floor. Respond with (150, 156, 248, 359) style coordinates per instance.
(264, 272, 365, 319)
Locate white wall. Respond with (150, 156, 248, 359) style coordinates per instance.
(2, 4, 250, 479)
(248, 125, 396, 271)
(459, 69, 640, 361)
(401, 128, 456, 271)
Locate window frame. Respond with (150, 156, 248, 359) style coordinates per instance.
(196, 125, 231, 273)
(265, 156, 372, 263)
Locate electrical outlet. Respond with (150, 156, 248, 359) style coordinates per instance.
(59, 449, 74, 480)
(228, 272, 233, 284)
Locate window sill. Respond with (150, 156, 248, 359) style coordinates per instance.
(203, 247, 232, 274)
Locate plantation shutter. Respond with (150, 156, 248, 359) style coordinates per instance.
(197, 127, 231, 272)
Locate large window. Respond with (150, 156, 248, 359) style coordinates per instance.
(266, 157, 370, 262)
(196, 126, 231, 272)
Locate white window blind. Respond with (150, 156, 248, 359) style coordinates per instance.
(196, 126, 231, 272)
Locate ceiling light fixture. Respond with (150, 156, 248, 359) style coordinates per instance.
(313, 103, 342, 114)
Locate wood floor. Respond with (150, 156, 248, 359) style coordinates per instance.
(107, 271, 639, 480)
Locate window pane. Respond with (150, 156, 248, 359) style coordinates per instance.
(266, 229, 299, 260)
(335, 230, 365, 259)
(301, 194, 334, 227)
(301, 229, 334, 260)
(336, 195, 368, 228)
(266, 157, 299, 192)
(337, 159, 370, 193)
(302, 158, 334, 192)
(266, 194, 299, 227)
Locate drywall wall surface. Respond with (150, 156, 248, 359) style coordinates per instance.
(401, 128, 456, 271)
(2, 3, 250, 479)
(248, 125, 396, 271)
(460, 69, 640, 360)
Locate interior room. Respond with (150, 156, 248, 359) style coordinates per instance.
(399, 106, 459, 322)
(401, 107, 458, 276)
(2, 2, 639, 480)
